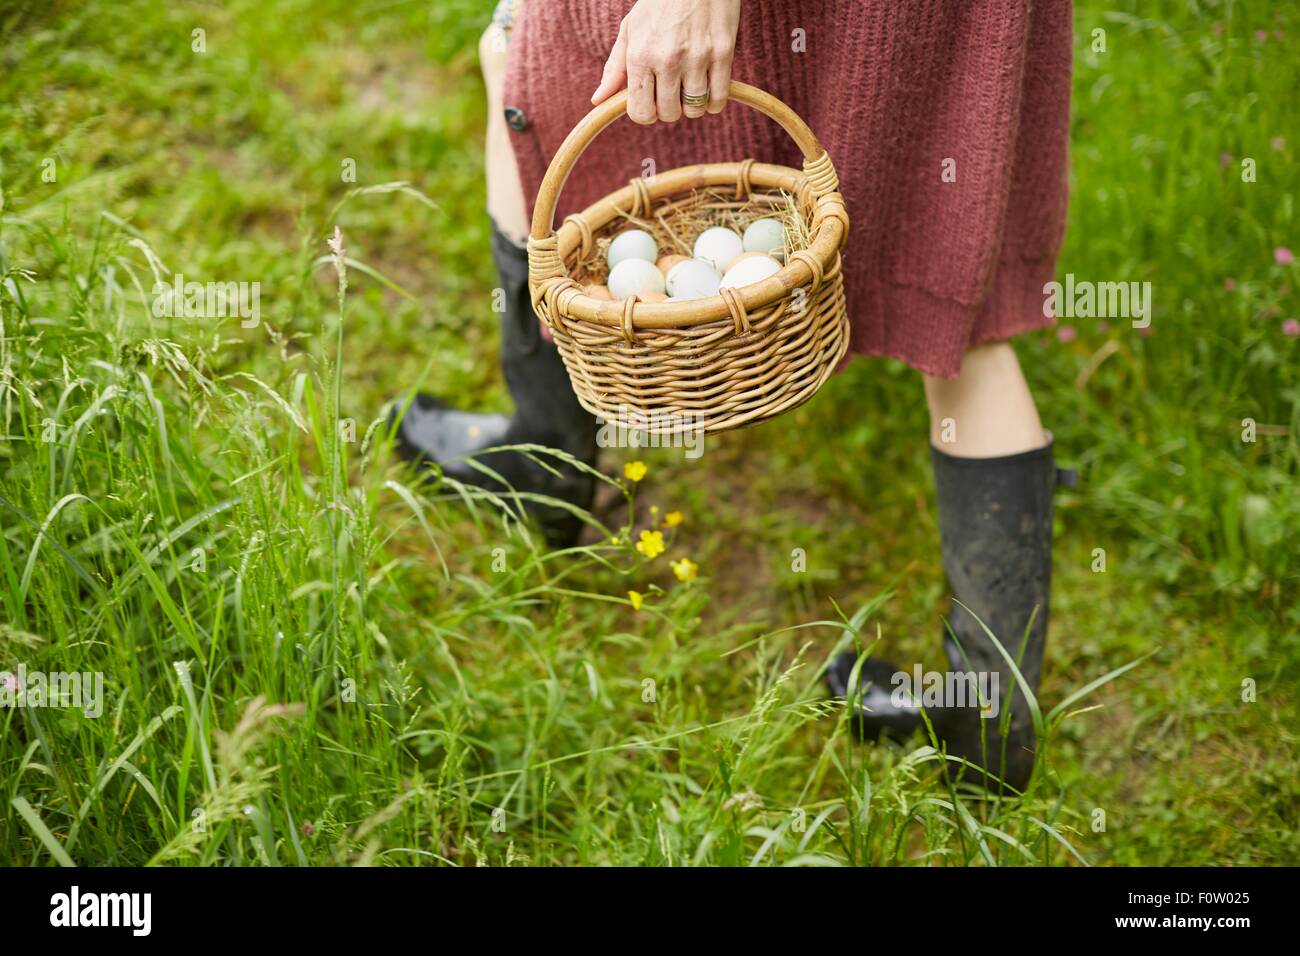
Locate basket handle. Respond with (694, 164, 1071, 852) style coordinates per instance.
(529, 81, 832, 241)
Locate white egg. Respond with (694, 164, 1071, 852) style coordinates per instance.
(692, 227, 744, 272)
(665, 258, 722, 300)
(607, 229, 659, 268)
(743, 218, 787, 257)
(607, 258, 666, 299)
(719, 254, 782, 290)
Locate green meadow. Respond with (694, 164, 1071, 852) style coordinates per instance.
(0, 0, 1296, 865)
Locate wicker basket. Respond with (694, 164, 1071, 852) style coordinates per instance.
(526, 82, 849, 436)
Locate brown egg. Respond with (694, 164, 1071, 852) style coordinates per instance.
(724, 251, 774, 272)
(639, 291, 669, 302)
(656, 254, 690, 278)
(583, 284, 615, 301)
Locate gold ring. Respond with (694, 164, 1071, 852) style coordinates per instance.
(682, 90, 709, 107)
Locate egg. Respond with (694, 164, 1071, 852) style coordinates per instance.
(693, 227, 744, 272)
(584, 283, 615, 301)
(656, 254, 690, 277)
(725, 251, 775, 271)
(742, 218, 787, 257)
(719, 254, 782, 290)
(665, 258, 722, 300)
(607, 258, 666, 299)
(607, 229, 659, 269)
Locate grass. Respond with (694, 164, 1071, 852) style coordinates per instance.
(1, 0, 1297, 866)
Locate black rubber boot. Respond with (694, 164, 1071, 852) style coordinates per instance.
(389, 223, 598, 547)
(827, 436, 1068, 793)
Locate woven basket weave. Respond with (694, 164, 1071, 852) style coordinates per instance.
(527, 82, 849, 435)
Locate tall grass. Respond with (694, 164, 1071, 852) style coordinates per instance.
(0, 190, 1129, 865)
(1, 0, 1297, 865)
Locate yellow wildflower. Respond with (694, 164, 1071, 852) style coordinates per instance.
(627, 590, 644, 611)
(671, 557, 699, 582)
(635, 529, 665, 559)
(624, 460, 647, 482)
(663, 511, 684, 528)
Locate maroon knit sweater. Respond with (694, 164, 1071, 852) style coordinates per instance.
(503, 0, 1072, 378)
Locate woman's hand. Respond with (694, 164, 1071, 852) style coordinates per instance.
(590, 0, 741, 124)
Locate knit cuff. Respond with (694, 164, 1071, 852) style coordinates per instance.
(851, 254, 1058, 379)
